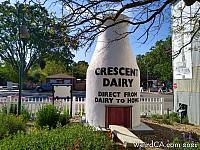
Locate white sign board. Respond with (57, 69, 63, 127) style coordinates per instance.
(54, 85, 71, 98)
(172, 1, 192, 79)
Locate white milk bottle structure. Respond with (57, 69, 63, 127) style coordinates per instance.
(86, 14, 140, 128)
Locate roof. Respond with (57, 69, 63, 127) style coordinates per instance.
(46, 73, 75, 79)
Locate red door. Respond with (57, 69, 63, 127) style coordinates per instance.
(105, 106, 132, 128)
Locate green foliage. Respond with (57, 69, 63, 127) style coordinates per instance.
(161, 112, 180, 124)
(149, 112, 182, 125)
(137, 37, 172, 82)
(26, 71, 46, 84)
(1, 103, 17, 114)
(181, 116, 189, 124)
(41, 60, 68, 76)
(36, 105, 60, 129)
(0, 113, 26, 139)
(150, 114, 163, 120)
(21, 106, 31, 122)
(0, 1, 75, 82)
(27, 59, 72, 84)
(168, 112, 180, 123)
(0, 124, 112, 150)
(72, 61, 89, 79)
(172, 136, 200, 150)
(162, 115, 172, 125)
(0, 63, 18, 85)
(59, 109, 70, 126)
(1, 104, 31, 122)
(36, 105, 69, 129)
(162, 112, 179, 124)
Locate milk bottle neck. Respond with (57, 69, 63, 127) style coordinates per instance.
(98, 22, 129, 44)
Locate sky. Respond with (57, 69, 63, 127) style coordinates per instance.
(1, 0, 171, 63)
(73, 20, 171, 63)
(72, 4, 171, 63)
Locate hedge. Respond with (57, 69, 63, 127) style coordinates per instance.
(0, 124, 112, 150)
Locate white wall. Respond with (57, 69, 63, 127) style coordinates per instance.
(172, 1, 200, 125)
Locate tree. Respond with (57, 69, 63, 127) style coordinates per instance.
(72, 61, 88, 79)
(0, 1, 76, 114)
(137, 37, 172, 82)
(136, 54, 146, 81)
(27, 58, 72, 84)
(51, 0, 199, 54)
(9, 0, 199, 57)
(0, 1, 75, 74)
(0, 62, 18, 85)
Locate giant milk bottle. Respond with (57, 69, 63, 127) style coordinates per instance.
(86, 14, 140, 128)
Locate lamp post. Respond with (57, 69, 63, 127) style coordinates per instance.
(17, 4, 30, 115)
(146, 68, 149, 92)
(144, 60, 149, 92)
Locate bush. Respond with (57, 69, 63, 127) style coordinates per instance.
(0, 124, 112, 150)
(181, 116, 189, 124)
(1, 104, 31, 122)
(36, 105, 69, 129)
(59, 110, 70, 126)
(161, 112, 180, 125)
(169, 112, 180, 123)
(1, 103, 17, 114)
(0, 113, 26, 139)
(162, 116, 172, 125)
(36, 105, 60, 129)
(150, 114, 163, 120)
(21, 106, 31, 122)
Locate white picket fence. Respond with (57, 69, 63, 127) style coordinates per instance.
(140, 97, 164, 116)
(0, 96, 164, 117)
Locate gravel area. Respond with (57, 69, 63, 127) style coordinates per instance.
(132, 118, 200, 150)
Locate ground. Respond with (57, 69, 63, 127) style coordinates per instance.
(133, 118, 200, 150)
(73, 115, 199, 149)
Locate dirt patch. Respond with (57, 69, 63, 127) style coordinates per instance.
(132, 118, 200, 150)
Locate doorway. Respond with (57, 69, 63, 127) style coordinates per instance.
(105, 106, 132, 128)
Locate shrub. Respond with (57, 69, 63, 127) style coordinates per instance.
(0, 124, 112, 150)
(181, 116, 189, 124)
(0, 113, 26, 139)
(36, 105, 60, 129)
(59, 109, 70, 126)
(1, 104, 31, 122)
(162, 116, 171, 125)
(9, 103, 18, 114)
(1, 103, 18, 114)
(21, 106, 31, 122)
(169, 112, 180, 123)
(150, 114, 163, 120)
(161, 112, 180, 125)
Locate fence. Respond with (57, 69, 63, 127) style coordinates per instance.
(0, 96, 164, 117)
(140, 97, 164, 116)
